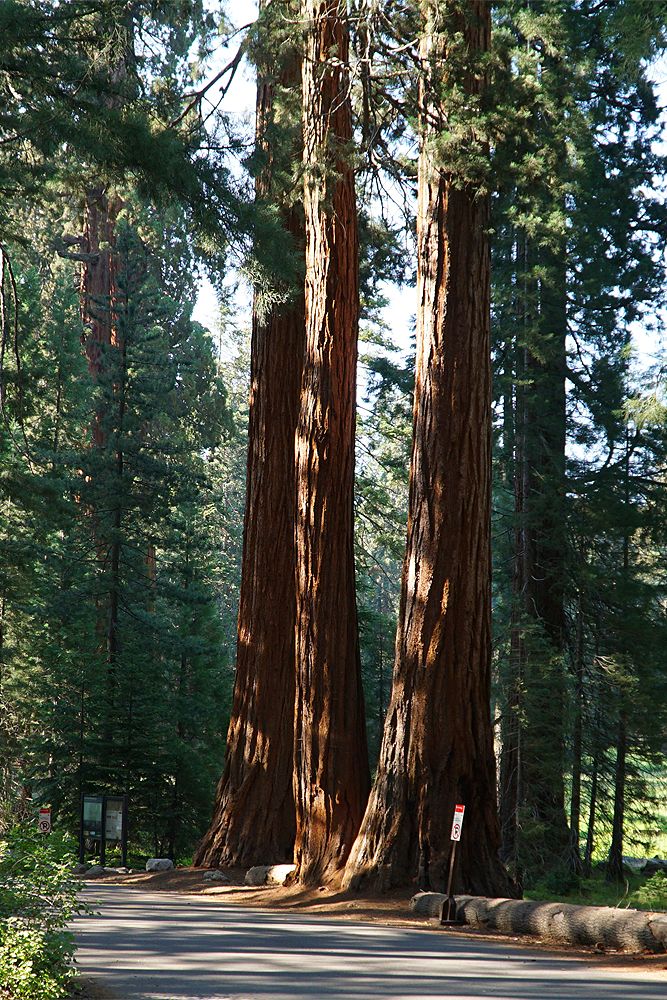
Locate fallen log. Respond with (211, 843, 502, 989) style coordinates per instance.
(410, 892, 667, 953)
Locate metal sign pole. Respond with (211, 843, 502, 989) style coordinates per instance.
(100, 795, 108, 868)
(440, 841, 458, 923)
(121, 794, 128, 868)
(79, 794, 85, 863)
(440, 803, 465, 926)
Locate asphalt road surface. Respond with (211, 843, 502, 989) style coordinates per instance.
(74, 883, 667, 1000)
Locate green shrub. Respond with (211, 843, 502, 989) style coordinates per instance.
(631, 871, 667, 911)
(0, 825, 83, 999)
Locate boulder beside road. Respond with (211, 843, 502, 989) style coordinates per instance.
(245, 864, 296, 886)
(202, 869, 231, 883)
(146, 858, 174, 872)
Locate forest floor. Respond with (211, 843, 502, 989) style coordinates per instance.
(81, 864, 417, 921)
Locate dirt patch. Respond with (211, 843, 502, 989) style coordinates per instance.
(83, 865, 419, 925)
(69, 977, 119, 1000)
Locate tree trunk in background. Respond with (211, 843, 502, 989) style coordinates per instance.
(195, 7, 303, 867)
(499, 303, 525, 880)
(344, 1, 512, 898)
(607, 709, 627, 882)
(569, 592, 585, 873)
(81, 185, 124, 740)
(513, 236, 570, 872)
(583, 750, 599, 877)
(499, 598, 523, 883)
(292, 0, 369, 885)
(606, 440, 634, 883)
(81, 186, 121, 442)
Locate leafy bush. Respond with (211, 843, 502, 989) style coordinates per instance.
(0, 825, 83, 999)
(631, 871, 667, 911)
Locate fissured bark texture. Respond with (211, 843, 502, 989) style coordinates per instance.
(292, 0, 370, 885)
(344, 1, 513, 898)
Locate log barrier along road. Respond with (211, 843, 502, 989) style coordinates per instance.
(73, 883, 667, 1000)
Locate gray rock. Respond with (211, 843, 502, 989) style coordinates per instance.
(245, 865, 270, 886)
(85, 864, 106, 877)
(202, 870, 231, 883)
(266, 864, 296, 885)
(245, 863, 296, 886)
(73, 862, 92, 875)
(115, 867, 131, 874)
(146, 858, 174, 872)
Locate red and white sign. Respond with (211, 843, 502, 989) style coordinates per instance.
(450, 803, 465, 842)
(38, 807, 52, 834)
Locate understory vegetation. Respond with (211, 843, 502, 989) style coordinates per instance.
(0, 827, 83, 1000)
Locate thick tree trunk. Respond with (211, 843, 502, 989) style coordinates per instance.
(344, 1, 512, 898)
(195, 12, 304, 868)
(291, 0, 369, 885)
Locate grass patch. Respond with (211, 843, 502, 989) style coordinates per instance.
(526, 867, 667, 912)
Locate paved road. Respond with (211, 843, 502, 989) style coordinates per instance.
(74, 883, 666, 1000)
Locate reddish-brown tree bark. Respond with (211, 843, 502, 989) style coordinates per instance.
(195, 9, 304, 868)
(79, 185, 125, 727)
(291, 0, 369, 885)
(343, 0, 512, 897)
(81, 187, 121, 405)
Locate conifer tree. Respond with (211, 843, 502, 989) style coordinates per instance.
(17, 209, 232, 853)
(492, 0, 667, 881)
(345, 0, 512, 897)
(195, 0, 304, 869)
(292, 0, 370, 884)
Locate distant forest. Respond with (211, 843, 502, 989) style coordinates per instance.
(1, 0, 666, 896)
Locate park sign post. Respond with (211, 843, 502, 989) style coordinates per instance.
(450, 803, 465, 842)
(38, 806, 52, 834)
(440, 804, 465, 925)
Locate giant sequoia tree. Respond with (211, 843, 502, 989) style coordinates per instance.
(344, 0, 512, 897)
(195, 0, 304, 868)
(291, 0, 370, 884)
